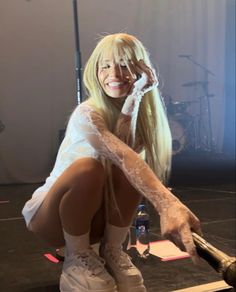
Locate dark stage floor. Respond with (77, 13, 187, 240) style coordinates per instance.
(0, 153, 235, 292)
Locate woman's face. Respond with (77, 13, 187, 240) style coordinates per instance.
(97, 52, 137, 98)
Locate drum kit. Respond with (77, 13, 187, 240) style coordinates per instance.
(166, 81, 215, 155)
(167, 98, 197, 155)
(168, 55, 216, 155)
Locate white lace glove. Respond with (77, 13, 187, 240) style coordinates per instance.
(116, 61, 158, 147)
(121, 60, 158, 116)
(159, 199, 202, 264)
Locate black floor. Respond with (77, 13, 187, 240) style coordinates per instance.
(0, 153, 235, 292)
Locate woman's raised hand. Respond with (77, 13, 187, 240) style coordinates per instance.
(121, 60, 158, 116)
(130, 60, 158, 96)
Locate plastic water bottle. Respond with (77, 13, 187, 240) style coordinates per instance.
(135, 204, 150, 258)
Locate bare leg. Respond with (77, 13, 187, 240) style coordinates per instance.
(29, 158, 106, 247)
(109, 165, 143, 227)
(29, 158, 119, 292)
(100, 166, 146, 292)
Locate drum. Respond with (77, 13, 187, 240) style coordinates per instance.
(167, 101, 187, 117)
(168, 118, 186, 155)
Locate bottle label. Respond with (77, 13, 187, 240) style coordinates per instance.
(135, 219, 149, 230)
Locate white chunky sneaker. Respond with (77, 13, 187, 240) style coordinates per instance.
(100, 243, 146, 292)
(60, 248, 117, 292)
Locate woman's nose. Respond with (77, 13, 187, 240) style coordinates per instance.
(109, 65, 121, 77)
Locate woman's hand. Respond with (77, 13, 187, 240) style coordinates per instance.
(121, 60, 158, 116)
(130, 59, 158, 97)
(159, 200, 202, 264)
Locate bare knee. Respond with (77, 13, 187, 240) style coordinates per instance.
(29, 158, 106, 246)
(66, 158, 106, 191)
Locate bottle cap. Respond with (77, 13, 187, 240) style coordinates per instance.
(138, 204, 146, 211)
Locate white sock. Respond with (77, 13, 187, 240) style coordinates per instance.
(104, 223, 130, 247)
(63, 230, 90, 256)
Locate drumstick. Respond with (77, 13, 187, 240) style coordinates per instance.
(192, 232, 236, 288)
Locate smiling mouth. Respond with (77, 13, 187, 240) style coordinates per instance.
(107, 81, 125, 87)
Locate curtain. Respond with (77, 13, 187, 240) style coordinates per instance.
(223, 0, 235, 156)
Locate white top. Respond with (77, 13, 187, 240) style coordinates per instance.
(22, 97, 143, 226)
(22, 102, 99, 226)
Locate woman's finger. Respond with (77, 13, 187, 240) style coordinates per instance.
(137, 60, 156, 84)
(179, 224, 200, 264)
(165, 232, 186, 252)
(189, 212, 203, 236)
(132, 60, 157, 85)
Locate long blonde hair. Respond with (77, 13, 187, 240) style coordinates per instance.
(83, 33, 172, 184)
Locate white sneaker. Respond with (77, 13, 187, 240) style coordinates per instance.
(100, 243, 146, 292)
(60, 248, 117, 292)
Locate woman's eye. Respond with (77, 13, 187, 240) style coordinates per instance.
(101, 64, 110, 69)
(120, 63, 128, 69)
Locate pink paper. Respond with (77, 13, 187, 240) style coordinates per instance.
(129, 240, 190, 261)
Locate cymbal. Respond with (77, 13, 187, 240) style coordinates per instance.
(182, 81, 209, 87)
(181, 100, 199, 104)
(197, 94, 215, 99)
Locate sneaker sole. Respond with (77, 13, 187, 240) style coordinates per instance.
(104, 266, 146, 292)
(60, 273, 118, 292)
(117, 283, 147, 292)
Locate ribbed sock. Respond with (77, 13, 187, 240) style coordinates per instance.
(104, 223, 130, 247)
(63, 230, 90, 256)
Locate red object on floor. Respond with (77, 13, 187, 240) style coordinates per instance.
(44, 253, 60, 263)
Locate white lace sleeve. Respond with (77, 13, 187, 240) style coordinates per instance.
(114, 69, 159, 150)
(114, 96, 142, 151)
(77, 103, 202, 262)
(78, 104, 177, 212)
(114, 72, 149, 150)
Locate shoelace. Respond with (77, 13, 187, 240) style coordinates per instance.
(106, 246, 133, 270)
(77, 250, 106, 276)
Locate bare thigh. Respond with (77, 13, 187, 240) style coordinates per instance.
(29, 158, 106, 247)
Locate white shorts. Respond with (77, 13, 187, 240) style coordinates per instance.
(22, 176, 55, 227)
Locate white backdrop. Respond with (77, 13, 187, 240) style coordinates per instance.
(0, 0, 230, 183)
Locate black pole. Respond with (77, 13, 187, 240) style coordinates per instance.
(72, 0, 83, 104)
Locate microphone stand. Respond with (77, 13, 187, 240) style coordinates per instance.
(183, 56, 215, 152)
(72, 0, 83, 105)
(192, 232, 236, 288)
